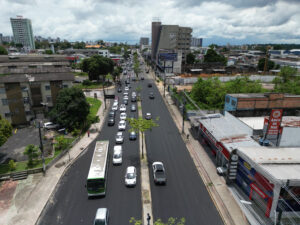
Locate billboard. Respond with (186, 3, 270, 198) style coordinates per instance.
(267, 109, 283, 135)
(159, 53, 177, 61)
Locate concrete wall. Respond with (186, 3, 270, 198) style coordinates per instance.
(279, 127, 300, 147)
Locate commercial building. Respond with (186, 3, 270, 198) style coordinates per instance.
(140, 37, 149, 47)
(10, 16, 35, 51)
(191, 37, 203, 47)
(0, 55, 74, 125)
(192, 112, 300, 224)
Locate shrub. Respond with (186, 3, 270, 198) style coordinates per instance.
(82, 79, 93, 86)
(71, 128, 81, 137)
(8, 160, 16, 171)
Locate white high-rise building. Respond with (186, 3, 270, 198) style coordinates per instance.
(10, 16, 35, 50)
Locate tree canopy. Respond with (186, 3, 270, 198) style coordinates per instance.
(81, 55, 114, 81)
(273, 66, 300, 94)
(0, 115, 13, 146)
(257, 58, 275, 71)
(49, 87, 90, 131)
(0, 45, 8, 55)
(203, 48, 227, 65)
(186, 53, 196, 65)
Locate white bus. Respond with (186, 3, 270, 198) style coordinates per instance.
(86, 140, 109, 197)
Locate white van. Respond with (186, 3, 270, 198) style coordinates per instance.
(94, 208, 109, 225)
(113, 146, 122, 165)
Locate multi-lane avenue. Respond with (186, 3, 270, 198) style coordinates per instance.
(38, 58, 224, 225)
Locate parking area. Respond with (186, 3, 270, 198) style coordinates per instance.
(0, 125, 52, 164)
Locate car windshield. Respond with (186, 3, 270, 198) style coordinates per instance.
(126, 173, 136, 179)
(114, 153, 121, 158)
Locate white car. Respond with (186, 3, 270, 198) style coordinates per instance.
(145, 112, 152, 120)
(43, 122, 59, 129)
(131, 92, 137, 97)
(123, 95, 129, 101)
(124, 86, 129, 91)
(112, 102, 118, 111)
(125, 166, 137, 187)
(120, 104, 126, 112)
(115, 132, 124, 144)
(118, 120, 126, 130)
(113, 146, 122, 165)
(120, 112, 127, 120)
(123, 92, 129, 96)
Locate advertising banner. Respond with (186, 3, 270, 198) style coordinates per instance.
(267, 109, 283, 135)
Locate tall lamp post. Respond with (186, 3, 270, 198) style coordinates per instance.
(181, 97, 186, 134)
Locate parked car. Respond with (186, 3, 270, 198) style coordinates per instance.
(115, 132, 124, 144)
(145, 112, 152, 120)
(118, 120, 126, 130)
(152, 162, 167, 185)
(125, 166, 137, 187)
(131, 96, 137, 102)
(117, 87, 122, 93)
(123, 95, 129, 101)
(141, 77, 144, 80)
(131, 92, 137, 97)
(217, 167, 227, 176)
(124, 86, 129, 91)
(123, 91, 129, 96)
(112, 103, 118, 111)
(108, 110, 115, 118)
(120, 104, 126, 112)
(148, 83, 152, 87)
(113, 145, 122, 165)
(149, 92, 154, 99)
(129, 131, 137, 140)
(43, 122, 59, 130)
(131, 104, 136, 112)
(94, 208, 109, 225)
(107, 117, 115, 126)
(120, 112, 127, 120)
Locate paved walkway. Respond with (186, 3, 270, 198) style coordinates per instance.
(150, 69, 249, 225)
(0, 95, 108, 225)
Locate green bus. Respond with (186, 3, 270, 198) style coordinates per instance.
(86, 140, 109, 197)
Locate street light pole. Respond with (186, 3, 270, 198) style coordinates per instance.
(182, 98, 186, 134)
(38, 122, 46, 174)
(102, 76, 106, 110)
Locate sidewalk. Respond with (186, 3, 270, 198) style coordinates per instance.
(152, 71, 249, 225)
(0, 95, 108, 225)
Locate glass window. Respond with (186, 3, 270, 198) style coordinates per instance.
(0, 88, 5, 94)
(2, 99, 8, 105)
(4, 112, 10, 118)
(46, 96, 52, 102)
(25, 111, 31, 115)
(45, 85, 50, 90)
(231, 100, 236, 106)
(63, 84, 68, 88)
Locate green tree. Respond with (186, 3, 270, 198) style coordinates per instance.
(45, 49, 53, 54)
(105, 73, 113, 83)
(127, 117, 159, 158)
(81, 55, 114, 81)
(0, 115, 13, 146)
(24, 144, 39, 166)
(55, 135, 71, 161)
(0, 45, 8, 55)
(8, 159, 16, 171)
(130, 217, 185, 225)
(16, 43, 23, 48)
(279, 66, 297, 83)
(49, 87, 90, 131)
(257, 58, 275, 71)
(186, 52, 196, 64)
(73, 41, 86, 49)
(204, 48, 227, 65)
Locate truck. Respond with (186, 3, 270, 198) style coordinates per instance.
(152, 162, 167, 185)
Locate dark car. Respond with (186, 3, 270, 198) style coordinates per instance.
(141, 77, 144, 80)
(109, 110, 115, 118)
(131, 96, 137, 102)
(149, 92, 154, 99)
(148, 83, 152, 88)
(132, 77, 136, 81)
(129, 131, 137, 140)
(125, 80, 130, 85)
(117, 87, 122, 93)
(107, 117, 115, 126)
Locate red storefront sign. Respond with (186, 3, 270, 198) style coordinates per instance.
(267, 109, 283, 135)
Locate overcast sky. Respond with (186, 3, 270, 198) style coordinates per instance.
(1, 0, 300, 45)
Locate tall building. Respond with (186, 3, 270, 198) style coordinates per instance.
(0, 33, 3, 44)
(151, 22, 192, 63)
(140, 37, 149, 46)
(10, 16, 35, 50)
(191, 37, 203, 47)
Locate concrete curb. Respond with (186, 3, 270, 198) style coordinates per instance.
(137, 101, 153, 225)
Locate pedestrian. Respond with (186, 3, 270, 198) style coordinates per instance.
(147, 213, 151, 225)
(87, 130, 90, 137)
(187, 134, 189, 140)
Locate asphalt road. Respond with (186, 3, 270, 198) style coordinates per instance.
(140, 64, 224, 225)
(38, 72, 142, 225)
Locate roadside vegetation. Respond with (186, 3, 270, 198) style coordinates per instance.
(0, 115, 12, 147)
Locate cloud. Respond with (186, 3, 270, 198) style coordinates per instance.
(1, 0, 300, 45)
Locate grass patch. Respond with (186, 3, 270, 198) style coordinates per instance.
(0, 138, 75, 175)
(86, 97, 102, 118)
(74, 83, 103, 89)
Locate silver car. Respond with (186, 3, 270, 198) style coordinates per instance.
(115, 132, 124, 144)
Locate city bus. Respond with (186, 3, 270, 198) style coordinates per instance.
(86, 140, 109, 197)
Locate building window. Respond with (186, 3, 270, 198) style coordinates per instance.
(225, 96, 230, 103)
(25, 111, 31, 116)
(29, 65, 37, 68)
(0, 88, 5, 94)
(8, 65, 17, 69)
(46, 96, 52, 103)
(63, 84, 68, 88)
(54, 65, 62, 68)
(45, 85, 50, 90)
(2, 99, 8, 105)
(231, 100, 236, 106)
(4, 112, 11, 118)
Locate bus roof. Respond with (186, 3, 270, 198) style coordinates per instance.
(87, 140, 109, 179)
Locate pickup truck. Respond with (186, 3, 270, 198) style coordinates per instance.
(152, 162, 167, 185)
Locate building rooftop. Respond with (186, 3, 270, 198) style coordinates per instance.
(228, 93, 300, 98)
(0, 73, 74, 83)
(238, 147, 300, 185)
(0, 55, 70, 63)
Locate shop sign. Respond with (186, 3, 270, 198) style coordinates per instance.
(226, 149, 238, 185)
(267, 109, 283, 135)
(250, 183, 267, 199)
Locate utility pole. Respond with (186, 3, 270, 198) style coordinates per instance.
(102, 75, 106, 109)
(38, 122, 46, 174)
(182, 98, 186, 134)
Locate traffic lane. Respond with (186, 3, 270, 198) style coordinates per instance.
(38, 100, 141, 225)
(141, 84, 223, 224)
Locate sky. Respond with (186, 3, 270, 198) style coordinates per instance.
(1, 0, 300, 46)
